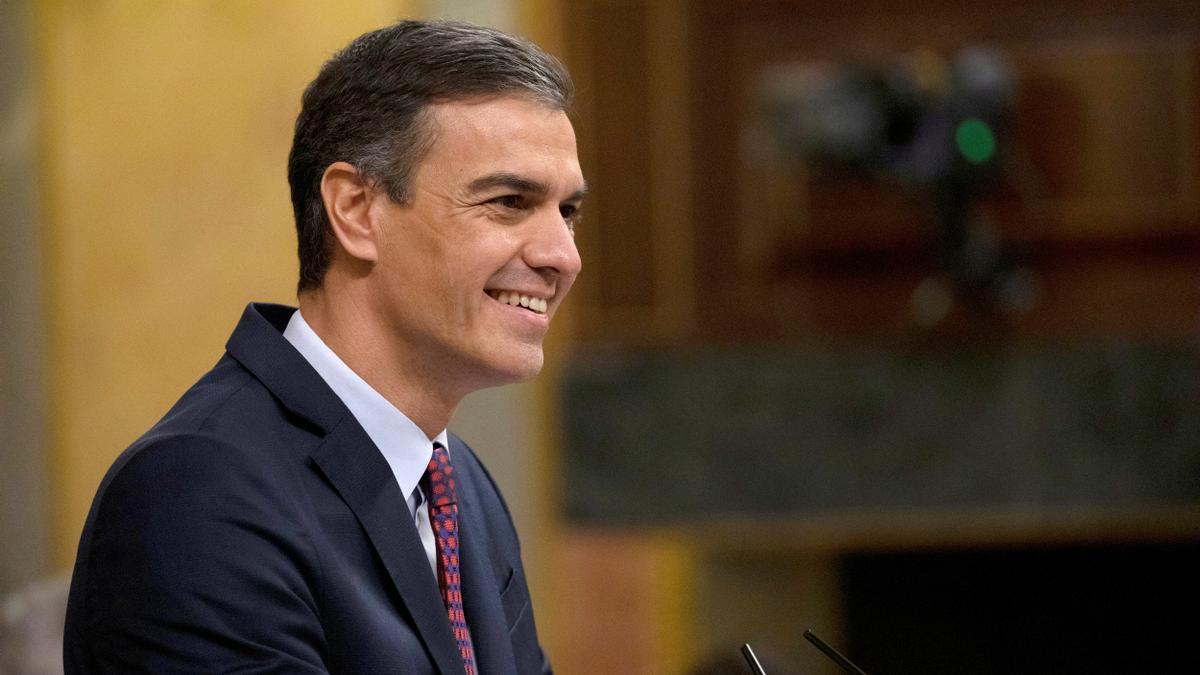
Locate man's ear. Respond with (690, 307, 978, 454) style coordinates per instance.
(320, 161, 380, 263)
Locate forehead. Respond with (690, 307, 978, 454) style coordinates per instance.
(417, 96, 582, 189)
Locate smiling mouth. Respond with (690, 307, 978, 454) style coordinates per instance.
(486, 290, 549, 315)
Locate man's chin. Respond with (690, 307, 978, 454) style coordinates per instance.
(502, 352, 545, 384)
(470, 347, 545, 389)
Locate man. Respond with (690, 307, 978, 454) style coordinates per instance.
(64, 20, 583, 674)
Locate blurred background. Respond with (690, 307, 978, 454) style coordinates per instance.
(2, 0, 1199, 673)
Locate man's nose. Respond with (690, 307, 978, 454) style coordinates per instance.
(525, 208, 582, 278)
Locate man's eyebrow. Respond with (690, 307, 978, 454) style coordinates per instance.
(468, 172, 589, 201)
(469, 172, 548, 196)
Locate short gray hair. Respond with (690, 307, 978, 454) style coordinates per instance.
(287, 20, 574, 292)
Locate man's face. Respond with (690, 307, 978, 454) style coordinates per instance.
(368, 95, 584, 394)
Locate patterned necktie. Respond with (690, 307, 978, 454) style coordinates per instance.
(422, 442, 477, 675)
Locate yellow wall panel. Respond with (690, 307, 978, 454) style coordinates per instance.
(38, 0, 419, 569)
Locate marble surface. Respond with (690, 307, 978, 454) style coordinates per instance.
(563, 342, 1200, 522)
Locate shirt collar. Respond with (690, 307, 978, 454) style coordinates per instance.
(282, 309, 447, 502)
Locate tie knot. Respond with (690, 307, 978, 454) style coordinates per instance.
(422, 442, 457, 507)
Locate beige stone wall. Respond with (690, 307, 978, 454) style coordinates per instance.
(1, 0, 50, 597)
(36, 0, 419, 570)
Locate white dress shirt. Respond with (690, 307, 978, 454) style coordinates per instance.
(283, 309, 440, 576)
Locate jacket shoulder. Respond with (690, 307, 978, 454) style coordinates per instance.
(65, 376, 326, 672)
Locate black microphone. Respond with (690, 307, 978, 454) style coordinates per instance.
(803, 629, 869, 675)
(741, 630, 869, 675)
(740, 643, 768, 675)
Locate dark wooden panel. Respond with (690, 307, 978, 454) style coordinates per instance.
(564, 0, 1200, 343)
(693, 0, 1200, 340)
(567, 2, 658, 324)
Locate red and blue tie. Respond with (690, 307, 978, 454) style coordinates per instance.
(423, 442, 477, 674)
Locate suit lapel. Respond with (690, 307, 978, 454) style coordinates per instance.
(454, 439, 518, 675)
(226, 304, 465, 675)
(310, 425, 465, 675)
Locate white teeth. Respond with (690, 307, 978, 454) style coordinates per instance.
(489, 290, 548, 314)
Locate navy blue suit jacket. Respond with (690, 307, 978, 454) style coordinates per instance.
(64, 303, 551, 674)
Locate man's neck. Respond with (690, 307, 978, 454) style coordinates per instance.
(297, 290, 461, 438)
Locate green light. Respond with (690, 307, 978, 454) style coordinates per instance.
(955, 117, 996, 165)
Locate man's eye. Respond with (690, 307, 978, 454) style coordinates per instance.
(492, 195, 525, 210)
(560, 204, 579, 222)
(560, 205, 581, 236)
